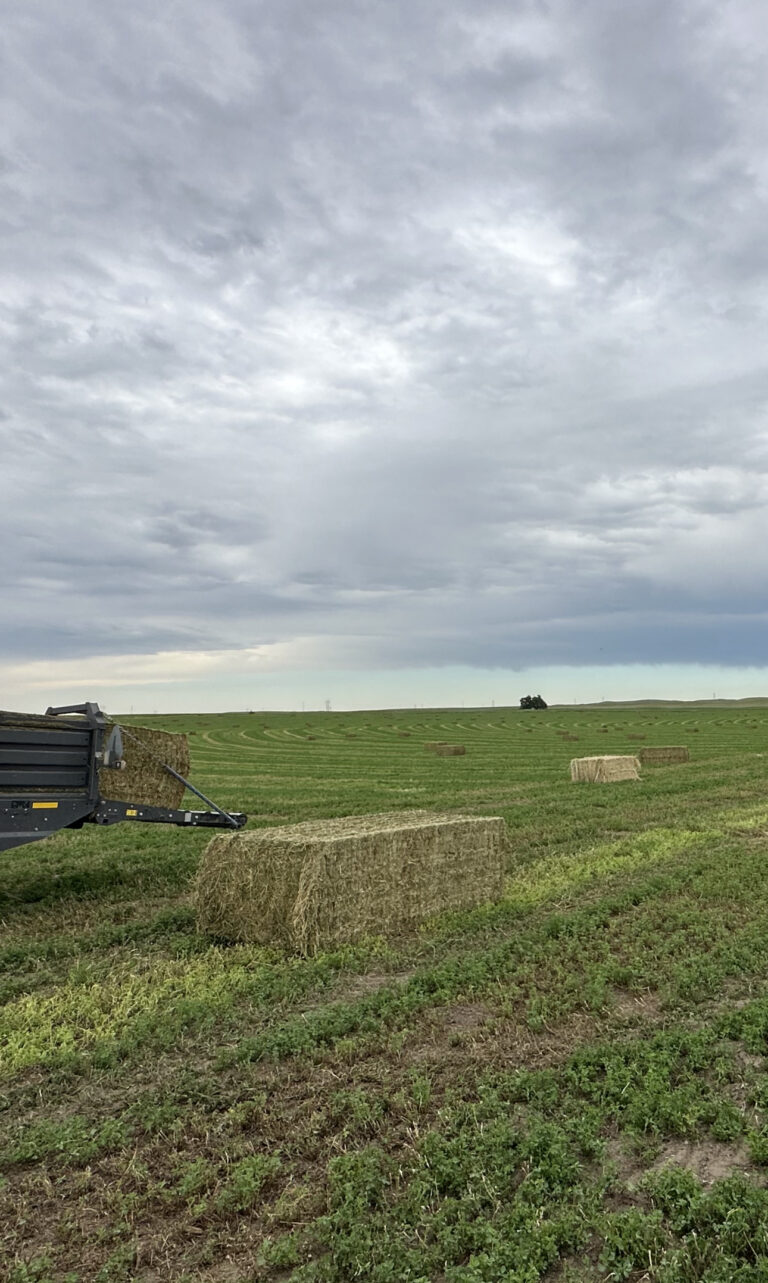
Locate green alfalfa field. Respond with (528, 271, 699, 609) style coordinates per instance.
(7, 704, 768, 1280)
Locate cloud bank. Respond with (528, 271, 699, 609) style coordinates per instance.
(3, 0, 768, 706)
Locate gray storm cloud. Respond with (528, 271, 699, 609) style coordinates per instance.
(3, 0, 768, 691)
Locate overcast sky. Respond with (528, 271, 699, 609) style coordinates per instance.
(3, 0, 768, 712)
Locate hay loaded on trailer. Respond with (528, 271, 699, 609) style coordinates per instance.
(0, 702, 246, 853)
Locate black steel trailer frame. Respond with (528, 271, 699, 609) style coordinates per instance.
(0, 703, 246, 853)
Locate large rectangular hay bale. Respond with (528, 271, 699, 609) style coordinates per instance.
(638, 746, 689, 765)
(570, 755, 640, 783)
(431, 744, 466, 756)
(195, 810, 508, 954)
(99, 724, 190, 809)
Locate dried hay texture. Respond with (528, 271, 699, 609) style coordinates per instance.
(99, 724, 190, 809)
(195, 810, 508, 954)
(427, 744, 467, 756)
(639, 746, 690, 765)
(570, 755, 641, 783)
(0, 709, 74, 733)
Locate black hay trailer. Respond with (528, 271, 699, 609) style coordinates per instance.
(0, 702, 246, 854)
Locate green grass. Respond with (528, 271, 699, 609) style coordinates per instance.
(4, 703, 768, 1280)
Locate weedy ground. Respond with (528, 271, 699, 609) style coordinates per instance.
(5, 704, 768, 1280)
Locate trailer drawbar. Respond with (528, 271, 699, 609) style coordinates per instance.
(0, 703, 246, 854)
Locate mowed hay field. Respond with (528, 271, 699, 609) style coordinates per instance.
(8, 707, 768, 1280)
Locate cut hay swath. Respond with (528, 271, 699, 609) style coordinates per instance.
(195, 810, 508, 954)
(99, 724, 190, 809)
(639, 746, 690, 765)
(570, 755, 641, 783)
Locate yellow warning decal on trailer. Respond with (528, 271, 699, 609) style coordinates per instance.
(126, 809, 138, 817)
(32, 801, 59, 809)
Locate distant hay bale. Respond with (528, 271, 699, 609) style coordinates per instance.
(562, 734, 580, 742)
(99, 724, 190, 809)
(570, 755, 640, 783)
(432, 744, 466, 757)
(639, 746, 689, 765)
(195, 810, 508, 953)
(626, 734, 646, 742)
(398, 731, 411, 738)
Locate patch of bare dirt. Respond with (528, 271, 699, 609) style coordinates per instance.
(736, 1050, 764, 1070)
(193, 1258, 249, 1282)
(403, 1004, 602, 1070)
(604, 1135, 759, 1192)
(437, 1001, 490, 1030)
(541, 1254, 601, 1282)
(701, 975, 768, 1020)
(611, 988, 663, 1019)
(649, 1138, 756, 1185)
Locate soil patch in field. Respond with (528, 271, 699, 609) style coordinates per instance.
(648, 1138, 756, 1185)
(605, 1135, 758, 1191)
(611, 987, 663, 1019)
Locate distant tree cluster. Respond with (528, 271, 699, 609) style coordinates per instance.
(520, 694, 548, 710)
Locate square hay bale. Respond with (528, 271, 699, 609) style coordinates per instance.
(638, 746, 689, 765)
(570, 755, 640, 783)
(195, 810, 507, 954)
(99, 724, 190, 809)
(431, 744, 466, 757)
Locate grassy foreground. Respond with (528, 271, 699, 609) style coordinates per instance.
(3, 704, 768, 1280)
